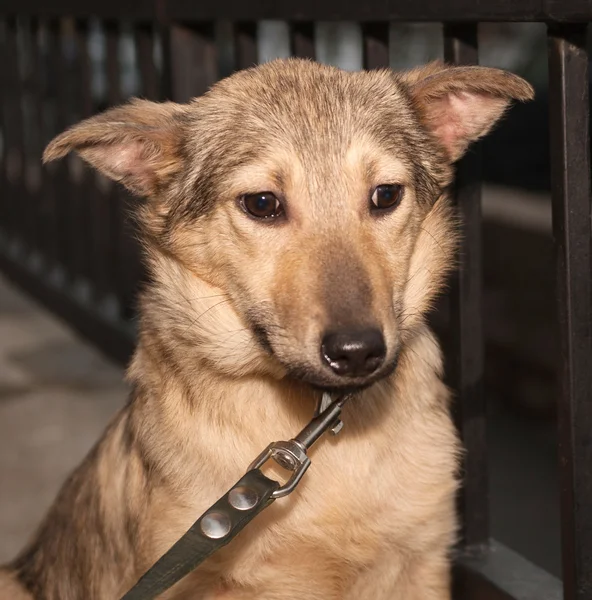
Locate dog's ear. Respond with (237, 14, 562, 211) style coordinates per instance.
(401, 61, 534, 161)
(43, 99, 188, 197)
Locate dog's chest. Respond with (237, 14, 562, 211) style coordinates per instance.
(167, 407, 457, 599)
(272, 429, 441, 547)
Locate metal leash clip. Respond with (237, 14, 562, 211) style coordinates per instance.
(248, 392, 349, 498)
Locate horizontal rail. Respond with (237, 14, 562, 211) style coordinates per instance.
(455, 541, 562, 600)
(1, 0, 592, 22)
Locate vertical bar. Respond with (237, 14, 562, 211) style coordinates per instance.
(0, 19, 7, 242)
(26, 18, 46, 264)
(70, 19, 93, 287)
(135, 22, 160, 100)
(0, 21, 6, 242)
(548, 24, 592, 600)
(35, 19, 55, 269)
(54, 18, 77, 283)
(362, 22, 390, 69)
(290, 22, 315, 59)
(168, 22, 217, 103)
(19, 17, 37, 260)
(74, 20, 93, 119)
(44, 19, 65, 273)
(105, 21, 122, 107)
(233, 22, 257, 71)
(3, 17, 25, 252)
(443, 23, 488, 549)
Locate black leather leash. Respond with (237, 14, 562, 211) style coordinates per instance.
(121, 394, 349, 600)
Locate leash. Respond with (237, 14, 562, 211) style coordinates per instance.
(121, 393, 349, 600)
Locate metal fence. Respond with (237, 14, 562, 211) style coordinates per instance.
(1, 2, 591, 599)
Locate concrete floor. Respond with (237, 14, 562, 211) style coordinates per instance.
(0, 273, 127, 562)
(0, 272, 560, 579)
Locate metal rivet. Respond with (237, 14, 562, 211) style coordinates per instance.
(228, 486, 259, 511)
(200, 511, 231, 539)
(274, 449, 297, 470)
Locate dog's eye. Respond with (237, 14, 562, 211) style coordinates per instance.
(240, 192, 284, 220)
(371, 184, 404, 212)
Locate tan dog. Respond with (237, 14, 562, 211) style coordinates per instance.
(0, 58, 533, 599)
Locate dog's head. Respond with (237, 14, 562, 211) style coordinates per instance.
(44, 59, 532, 391)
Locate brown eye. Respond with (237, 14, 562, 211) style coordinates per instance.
(371, 184, 404, 212)
(240, 192, 284, 220)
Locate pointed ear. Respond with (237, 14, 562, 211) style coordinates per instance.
(43, 99, 188, 196)
(401, 62, 534, 161)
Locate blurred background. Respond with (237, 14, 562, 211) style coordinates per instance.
(0, 17, 572, 579)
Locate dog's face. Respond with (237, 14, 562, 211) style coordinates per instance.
(44, 60, 532, 391)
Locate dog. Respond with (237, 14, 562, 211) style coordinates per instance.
(0, 58, 533, 599)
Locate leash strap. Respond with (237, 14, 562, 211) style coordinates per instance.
(121, 469, 279, 600)
(120, 393, 348, 600)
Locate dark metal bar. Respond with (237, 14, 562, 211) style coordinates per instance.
(362, 22, 390, 69)
(105, 20, 122, 107)
(160, 0, 545, 23)
(233, 21, 257, 72)
(42, 19, 65, 272)
(135, 22, 161, 100)
(0, 20, 8, 242)
(37, 19, 59, 267)
(443, 22, 488, 550)
(1, 0, 156, 20)
(168, 22, 217, 103)
(53, 18, 78, 282)
(72, 20, 93, 126)
(289, 22, 315, 59)
(8, 0, 592, 23)
(25, 18, 47, 263)
(18, 17, 38, 259)
(548, 23, 592, 600)
(69, 19, 94, 286)
(2, 17, 26, 252)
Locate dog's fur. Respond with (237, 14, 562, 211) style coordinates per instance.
(0, 59, 533, 599)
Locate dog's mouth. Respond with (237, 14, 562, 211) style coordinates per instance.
(285, 355, 399, 394)
(250, 319, 399, 393)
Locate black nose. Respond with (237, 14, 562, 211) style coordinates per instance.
(321, 328, 386, 378)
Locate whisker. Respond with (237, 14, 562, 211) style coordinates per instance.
(186, 293, 228, 302)
(218, 328, 251, 345)
(181, 298, 232, 336)
(419, 225, 447, 257)
(404, 265, 435, 287)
